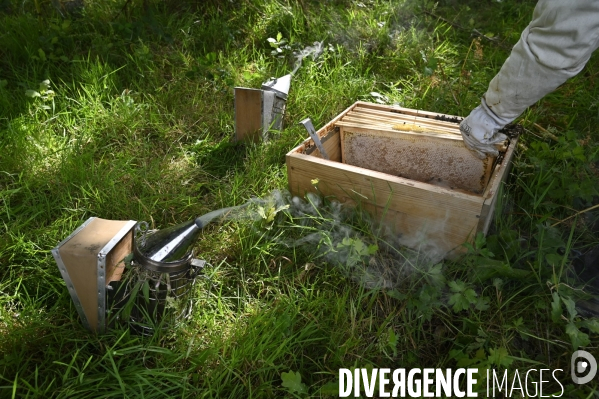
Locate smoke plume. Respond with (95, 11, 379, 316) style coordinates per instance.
(232, 189, 444, 290)
(291, 41, 324, 75)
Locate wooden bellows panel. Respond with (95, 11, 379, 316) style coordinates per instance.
(52, 217, 136, 332)
(234, 88, 262, 142)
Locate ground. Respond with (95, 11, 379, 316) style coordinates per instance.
(0, 0, 598, 397)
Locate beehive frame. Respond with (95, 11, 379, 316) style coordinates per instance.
(286, 102, 518, 259)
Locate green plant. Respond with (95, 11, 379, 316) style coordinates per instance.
(335, 236, 378, 268)
(550, 290, 599, 350)
(448, 279, 490, 313)
(25, 79, 56, 114)
(267, 32, 291, 58)
(31, 19, 73, 63)
(255, 201, 289, 230)
(1, 0, 598, 397)
(281, 370, 308, 397)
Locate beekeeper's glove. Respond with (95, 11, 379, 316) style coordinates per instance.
(459, 99, 508, 160)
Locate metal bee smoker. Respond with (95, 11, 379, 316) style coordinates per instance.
(53, 205, 244, 334)
(234, 74, 292, 142)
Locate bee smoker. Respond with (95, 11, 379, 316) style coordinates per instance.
(53, 205, 244, 334)
(114, 205, 246, 335)
(234, 73, 292, 142)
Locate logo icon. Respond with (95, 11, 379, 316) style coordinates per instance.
(571, 350, 597, 384)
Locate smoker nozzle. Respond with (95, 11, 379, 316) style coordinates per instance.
(261, 73, 292, 99)
(134, 204, 248, 271)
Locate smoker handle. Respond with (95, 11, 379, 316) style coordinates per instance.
(190, 259, 206, 275)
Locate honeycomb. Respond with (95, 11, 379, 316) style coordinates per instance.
(342, 130, 493, 194)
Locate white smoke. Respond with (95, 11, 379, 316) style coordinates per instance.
(291, 41, 324, 75)
(235, 189, 443, 290)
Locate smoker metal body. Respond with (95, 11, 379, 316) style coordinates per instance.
(235, 74, 291, 142)
(125, 220, 205, 335)
(121, 259, 204, 336)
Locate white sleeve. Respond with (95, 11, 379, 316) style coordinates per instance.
(483, 0, 599, 122)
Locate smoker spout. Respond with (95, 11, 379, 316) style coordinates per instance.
(261, 73, 292, 99)
(135, 204, 249, 268)
(148, 222, 200, 262)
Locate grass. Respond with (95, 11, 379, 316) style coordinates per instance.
(1, 0, 598, 397)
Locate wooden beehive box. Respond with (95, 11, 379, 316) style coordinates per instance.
(286, 102, 518, 259)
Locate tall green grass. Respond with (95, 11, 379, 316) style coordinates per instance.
(1, 0, 598, 397)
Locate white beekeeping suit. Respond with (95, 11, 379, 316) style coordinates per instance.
(460, 0, 599, 159)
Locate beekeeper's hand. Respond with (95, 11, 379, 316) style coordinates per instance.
(459, 100, 508, 159)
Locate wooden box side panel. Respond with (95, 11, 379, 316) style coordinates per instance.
(477, 135, 519, 234)
(302, 128, 342, 162)
(287, 153, 484, 257)
(288, 102, 359, 159)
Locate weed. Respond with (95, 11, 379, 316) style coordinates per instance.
(1, 0, 598, 397)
